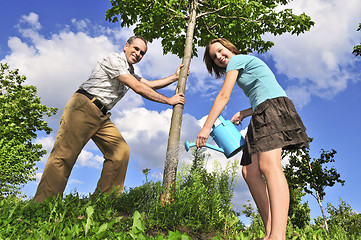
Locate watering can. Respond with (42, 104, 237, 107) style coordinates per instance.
(185, 116, 245, 158)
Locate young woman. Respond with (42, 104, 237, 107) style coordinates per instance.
(196, 38, 309, 240)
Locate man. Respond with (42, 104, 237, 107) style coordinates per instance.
(34, 36, 185, 202)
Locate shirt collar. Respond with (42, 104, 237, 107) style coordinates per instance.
(119, 51, 135, 74)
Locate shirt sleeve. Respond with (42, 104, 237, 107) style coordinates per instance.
(99, 53, 131, 79)
(226, 55, 248, 72)
(132, 72, 142, 81)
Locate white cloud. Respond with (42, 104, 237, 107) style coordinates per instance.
(5, 31, 117, 111)
(35, 172, 43, 182)
(150, 171, 163, 182)
(71, 18, 91, 32)
(233, 175, 254, 211)
(266, 0, 361, 107)
(113, 108, 200, 170)
(112, 108, 246, 176)
(284, 85, 312, 108)
(113, 90, 145, 110)
(69, 179, 84, 185)
(34, 135, 55, 162)
(33, 135, 105, 169)
(77, 150, 104, 169)
(34, 135, 54, 151)
(136, 39, 182, 80)
(16, 12, 42, 31)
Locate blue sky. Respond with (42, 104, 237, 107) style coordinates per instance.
(1, 0, 360, 224)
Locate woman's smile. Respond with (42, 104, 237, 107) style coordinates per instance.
(209, 42, 235, 68)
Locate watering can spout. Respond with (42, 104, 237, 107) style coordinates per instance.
(185, 141, 225, 154)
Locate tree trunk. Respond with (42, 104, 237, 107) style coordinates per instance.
(161, 0, 198, 203)
(307, 161, 329, 232)
(316, 190, 329, 232)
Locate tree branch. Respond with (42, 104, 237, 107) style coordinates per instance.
(197, 3, 262, 24)
(215, 13, 262, 23)
(155, 0, 188, 20)
(145, 1, 153, 11)
(200, 17, 218, 38)
(196, 4, 229, 19)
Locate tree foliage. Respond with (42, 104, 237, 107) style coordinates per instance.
(352, 23, 361, 57)
(0, 63, 57, 196)
(282, 143, 345, 231)
(326, 199, 361, 236)
(287, 185, 310, 229)
(283, 147, 345, 202)
(106, 0, 315, 57)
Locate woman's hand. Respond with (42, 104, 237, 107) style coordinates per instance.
(231, 108, 253, 125)
(196, 127, 212, 148)
(231, 112, 243, 125)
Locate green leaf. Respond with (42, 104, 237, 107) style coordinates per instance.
(97, 223, 108, 234)
(85, 205, 94, 235)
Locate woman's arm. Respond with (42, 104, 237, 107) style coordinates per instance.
(196, 70, 239, 148)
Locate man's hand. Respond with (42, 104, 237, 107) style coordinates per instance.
(168, 93, 185, 106)
(174, 64, 190, 80)
(139, 64, 190, 90)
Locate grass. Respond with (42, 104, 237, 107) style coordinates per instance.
(1, 152, 360, 239)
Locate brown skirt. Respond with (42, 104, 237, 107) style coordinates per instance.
(241, 97, 309, 166)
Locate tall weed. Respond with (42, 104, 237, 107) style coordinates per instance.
(147, 149, 244, 239)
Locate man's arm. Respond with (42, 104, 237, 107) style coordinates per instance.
(117, 74, 185, 105)
(140, 64, 188, 89)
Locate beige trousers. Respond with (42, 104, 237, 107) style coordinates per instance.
(34, 93, 130, 202)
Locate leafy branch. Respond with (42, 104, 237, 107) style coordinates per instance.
(352, 23, 361, 57)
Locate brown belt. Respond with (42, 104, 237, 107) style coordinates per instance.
(76, 89, 108, 115)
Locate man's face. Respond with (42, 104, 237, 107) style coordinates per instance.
(123, 38, 147, 64)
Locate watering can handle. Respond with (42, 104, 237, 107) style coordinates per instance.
(216, 115, 242, 128)
(184, 141, 225, 154)
(217, 115, 227, 125)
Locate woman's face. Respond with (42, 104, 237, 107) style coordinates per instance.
(208, 42, 235, 68)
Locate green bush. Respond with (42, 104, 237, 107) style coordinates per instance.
(0, 63, 57, 196)
(327, 199, 361, 238)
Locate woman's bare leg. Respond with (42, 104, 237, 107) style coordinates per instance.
(242, 154, 271, 239)
(258, 148, 289, 240)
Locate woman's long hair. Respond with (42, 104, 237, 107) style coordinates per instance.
(203, 38, 241, 79)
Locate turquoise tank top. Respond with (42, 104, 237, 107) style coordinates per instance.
(226, 55, 287, 110)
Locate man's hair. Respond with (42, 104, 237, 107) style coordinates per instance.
(127, 36, 148, 46)
(203, 38, 241, 79)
